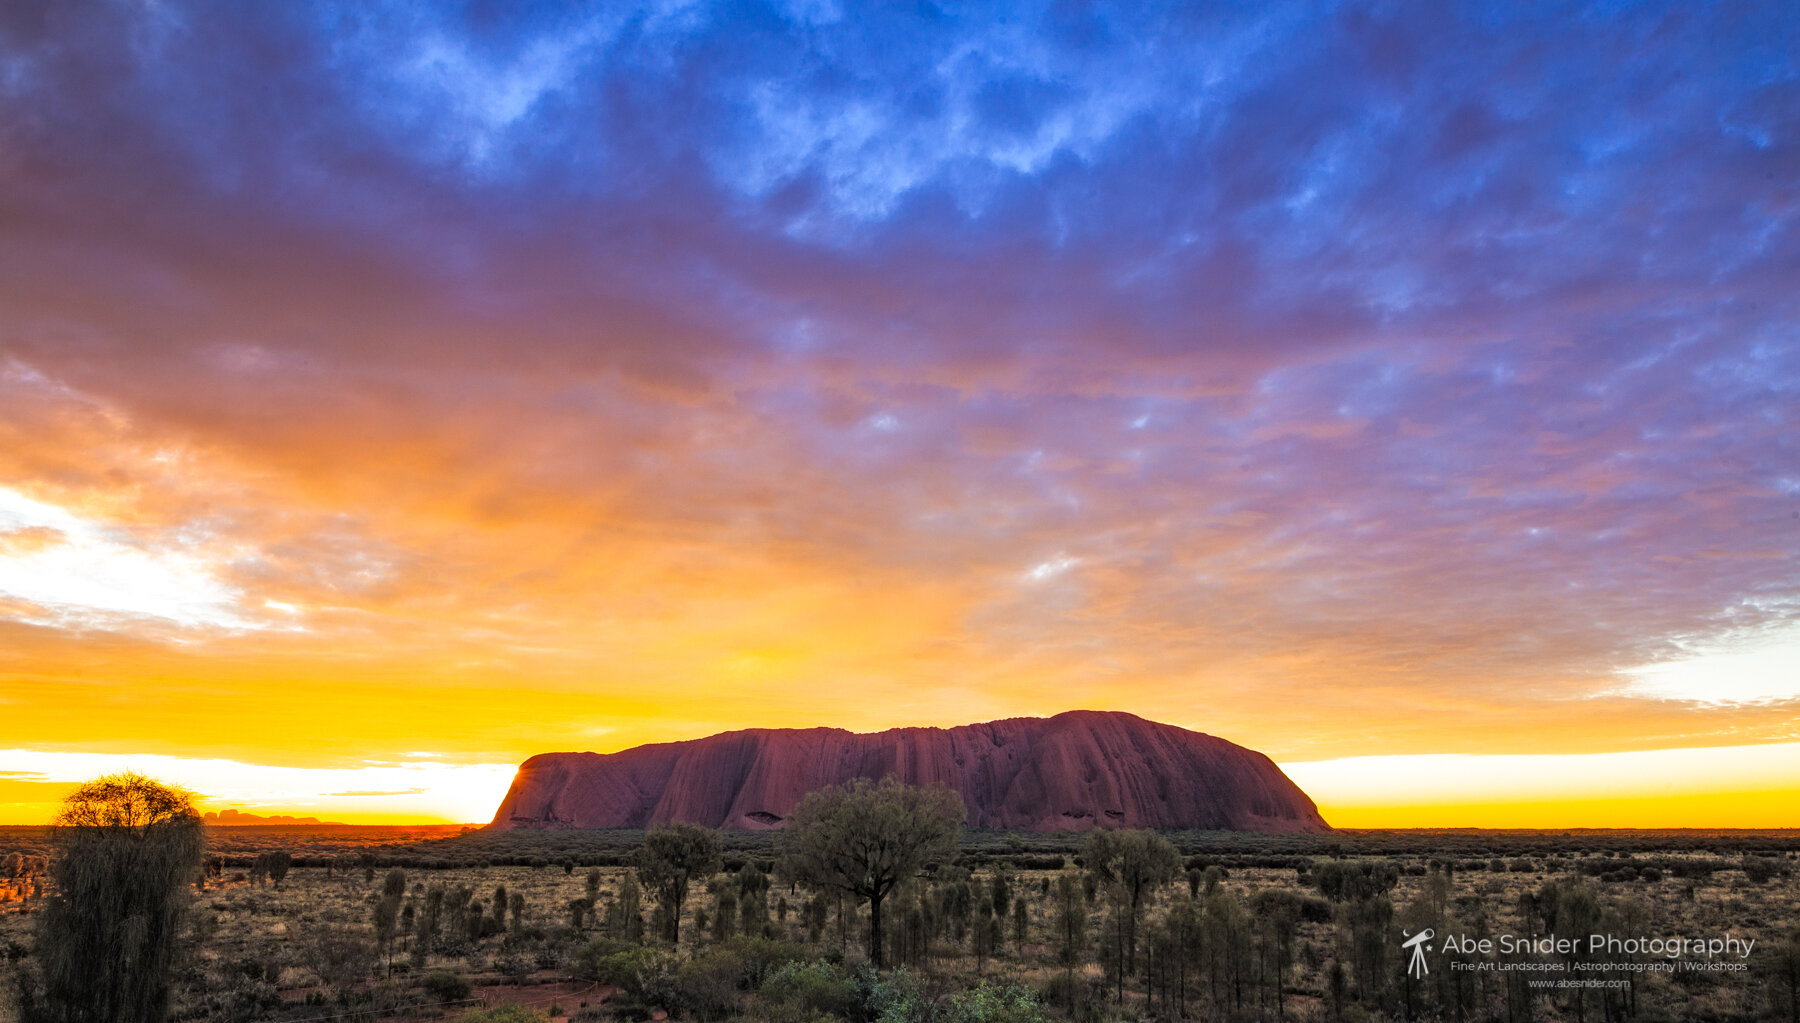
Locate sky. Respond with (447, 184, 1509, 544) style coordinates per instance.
(1, 1, 1796, 827)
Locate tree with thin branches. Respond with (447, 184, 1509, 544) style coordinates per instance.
(1083, 828, 1180, 979)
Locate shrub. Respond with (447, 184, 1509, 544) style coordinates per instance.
(421, 969, 472, 1004)
(1252, 888, 1332, 924)
(672, 949, 746, 1021)
(865, 968, 930, 1023)
(1035, 972, 1104, 1020)
(760, 960, 860, 1019)
(944, 983, 1049, 1023)
(495, 951, 533, 985)
(569, 937, 634, 982)
(572, 943, 677, 1009)
(1313, 859, 1400, 902)
(457, 1007, 550, 1023)
(724, 936, 810, 987)
(1742, 857, 1783, 884)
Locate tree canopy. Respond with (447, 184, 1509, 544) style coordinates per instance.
(777, 776, 965, 970)
(1082, 827, 1180, 976)
(637, 822, 723, 945)
(24, 772, 204, 1023)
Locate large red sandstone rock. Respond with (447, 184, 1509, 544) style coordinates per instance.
(489, 711, 1328, 833)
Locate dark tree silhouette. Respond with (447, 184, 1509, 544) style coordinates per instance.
(777, 776, 964, 970)
(22, 772, 204, 1023)
(373, 868, 407, 975)
(637, 822, 722, 945)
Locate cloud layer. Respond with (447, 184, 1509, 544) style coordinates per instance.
(1, 2, 1796, 797)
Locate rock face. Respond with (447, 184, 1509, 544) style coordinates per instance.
(489, 711, 1328, 833)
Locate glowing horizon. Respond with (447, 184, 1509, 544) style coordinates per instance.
(7, 730, 1800, 830)
(3, 4, 1797, 829)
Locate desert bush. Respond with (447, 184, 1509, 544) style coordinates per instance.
(725, 935, 811, 986)
(673, 948, 747, 1021)
(301, 924, 376, 997)
(495, 950, 533, 984)
(1035, 972, 1104, 1023)
(1742, 857, 1783, 884)
(1252, 888, 1333, 924)
(1314, 859, 1400, 902)
(457, 1006, 550, 1023)
(421, 968, 472, 1004)
(760, 960, 860, 1019)
(866, 973, 1049, 1023)
(199, 978, 282, 1023)
(944, 983, 1050, 1023)
(864, 968, 931, 1023)
(570, 937, 633, 981)
(573, 941, 677, 1008)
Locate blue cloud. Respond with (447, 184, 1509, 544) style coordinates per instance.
(0, 0, 1796, 735)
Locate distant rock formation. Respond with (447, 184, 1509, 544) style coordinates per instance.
(490, 710, 1328, 833)
(203, 809, 337, 826)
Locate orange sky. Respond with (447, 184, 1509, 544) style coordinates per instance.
(3, 4, 1799, 828)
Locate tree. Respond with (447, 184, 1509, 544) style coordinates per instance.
(22, 773, 204, 1023)
(266, 849, 292, 888)
(373, 892, 401, 974)
(1769, 926, 1800, 1023)
(776, 776, 964, 970)
(302, 924, 376, 999)
(420, 885, 445, 948)
(1052, 874, 1089, 1010)
(374, 868, 408, 975)
(615, 872, 645, 941)
(711, 885, 737, 941)
(1082, 828, 1180, 977)
(990, 866, 1013, 919)
(737, 861, 770, 937)
(637, 823, 722, 945)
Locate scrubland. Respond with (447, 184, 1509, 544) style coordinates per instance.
(2, 827, 1798, 1022)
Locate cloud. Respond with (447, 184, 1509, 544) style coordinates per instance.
(0, 485, 265, 631)
(0, 0, 1794, 779)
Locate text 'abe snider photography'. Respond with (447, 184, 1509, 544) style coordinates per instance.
(1406, 927, 1758, 979)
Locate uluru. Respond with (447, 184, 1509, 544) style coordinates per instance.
(489, 710, 1328, 833)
